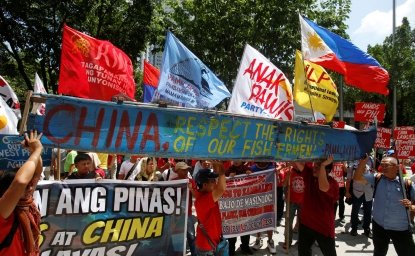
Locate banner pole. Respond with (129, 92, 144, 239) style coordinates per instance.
(19, 90, 33, 135)
(339, 77, 344, 121)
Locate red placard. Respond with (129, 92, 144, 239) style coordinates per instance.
(374, 127, 391, 149)
(354, 102, 385, 122)
(394, 126, 415, 158)
(331, 121, 345, 129)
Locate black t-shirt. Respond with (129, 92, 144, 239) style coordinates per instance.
(67, 171, 96, 179)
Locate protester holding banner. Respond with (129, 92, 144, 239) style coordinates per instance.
(276, 163, 286, 227)
(250, 162, 277, 254)
(63, 150, 77, 178)
(107, 154, 117, 179)
(283, 163, 305, 249)
(0, 130, 43, 255)
(347, 161, 373, 238)
(193, 160, 213, 180)
(330, 162, 347, 224)
(226, 161, 254, 255)
(96, 153, 109, 178)
(51, 148, 66, 180)
(172, 161, 196, 256)
(353, 155, 415, 256)
(66, 153, 102, 180)
(193, 161, 227, 255)
(136, 157, 161, 181)
(117, 155, 140, 180)
(294, 156, 339, 256)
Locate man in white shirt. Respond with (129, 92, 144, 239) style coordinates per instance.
(118, 155, 140, 180)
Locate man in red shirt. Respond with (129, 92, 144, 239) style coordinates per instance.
(192, 162, 226, 255)
(283, 163, 305, 249)
(294, 156, 339, 256)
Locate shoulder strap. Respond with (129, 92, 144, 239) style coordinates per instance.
(125, 161, 139, 180)
(198, 220, 216, 250)
(166, 168, 171, 181)
(373, 173, 383, 197)
(0, 212, 19, 250)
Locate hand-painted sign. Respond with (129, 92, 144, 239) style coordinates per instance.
(374, 127, 391, 149)
(394, 126, 415, 158)
(0, 134, 52, 169)
(35, 179, 188, 256)
(28, 95, 376, 161)
(354, 102, 385, 123)
(221, 169, 276, 237)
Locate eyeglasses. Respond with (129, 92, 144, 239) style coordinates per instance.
(380, 163, 396, 168)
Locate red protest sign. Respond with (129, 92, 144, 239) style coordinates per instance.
(374, 127, 391, 149)
(58, 24, 135, 101)
(354, 102, 385, 122)
(394, 126, 415, 158)
(331, 121, 345, 129)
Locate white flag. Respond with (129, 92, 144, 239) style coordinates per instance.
(0, 75, 21, 119)
(31, 73, 47, 115)
(228, 44, 294, 120)
(0, 97, 18, 134)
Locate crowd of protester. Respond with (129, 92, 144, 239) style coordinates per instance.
(3, 140, 415, 256)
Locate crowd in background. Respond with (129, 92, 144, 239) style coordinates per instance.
(18, 147, 415, 256)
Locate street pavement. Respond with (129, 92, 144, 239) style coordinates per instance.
(226, 202, 414, 256)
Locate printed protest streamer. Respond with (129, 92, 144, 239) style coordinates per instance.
(35, 179, 188, 256)
(228, 44, 294, 120)
(221, 169, 276, 237)
(28, 94, 376, 161)
(0, 134, 52, 169)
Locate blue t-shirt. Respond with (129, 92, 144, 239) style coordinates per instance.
(365, 173, 415, 231)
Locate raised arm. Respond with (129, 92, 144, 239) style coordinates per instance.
(0, 130, 43, 218)
(319, 155, 334, 192)
(352, 155, 369, 181)
(212, 161, 226, 202)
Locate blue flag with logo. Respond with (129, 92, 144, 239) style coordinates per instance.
(153, 31, 230, 108)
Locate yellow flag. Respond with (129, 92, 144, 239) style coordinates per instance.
(294, 50, 338, 121)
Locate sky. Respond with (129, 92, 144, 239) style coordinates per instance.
(347, 0, 415, 50)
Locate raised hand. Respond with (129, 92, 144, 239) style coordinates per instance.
(22, 130, 43, 154)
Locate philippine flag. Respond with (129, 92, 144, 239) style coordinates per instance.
(300, 15, 389, 95)
(142, 61, 160, 103)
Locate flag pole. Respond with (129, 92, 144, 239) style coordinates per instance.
(392, 0, 397, 131)
(339, 77, 344, 121)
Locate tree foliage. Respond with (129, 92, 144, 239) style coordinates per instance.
(0, 0, 153, 98)
(150, 0, 351, 93)
(345, 18, 415, 127)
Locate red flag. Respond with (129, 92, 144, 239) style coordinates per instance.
(142, 61, 160, 103)
(58, 24, 135, 101)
